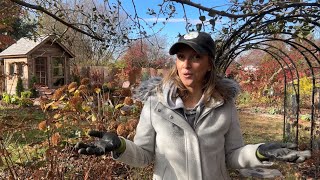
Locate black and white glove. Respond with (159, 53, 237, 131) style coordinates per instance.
(256, 142, 311, 163)
(75, 130, 126, 156)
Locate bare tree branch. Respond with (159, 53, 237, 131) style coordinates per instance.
(10, 0, 104, 41)
(172, 0, 258, 18)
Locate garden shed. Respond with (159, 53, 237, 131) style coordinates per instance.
(0, 35, 75, 95)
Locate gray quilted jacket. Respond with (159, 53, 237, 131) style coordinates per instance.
(113, 77, 270, 180)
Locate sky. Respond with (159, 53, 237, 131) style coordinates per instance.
(117, 0, 229, 45)
(109, 0, 319, 47)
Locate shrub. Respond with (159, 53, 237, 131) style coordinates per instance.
(18, 97, 33, 107)
(21, 91, 32, 99)
(237, 91, 252, 105)
(29, 75, 38, 98)
(300, 114, 312, 121)
(2, 92, 11, 104)
(16, 76, 24, 97)
(267, 107, 282, 115)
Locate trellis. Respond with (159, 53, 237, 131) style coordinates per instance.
(214, 3, 319, 150)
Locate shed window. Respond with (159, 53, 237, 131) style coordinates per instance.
(9, 63, 14, 75)
(8, 63, 24, 76)
(35, 57, 47, 85)
(17, 63, 24, 76)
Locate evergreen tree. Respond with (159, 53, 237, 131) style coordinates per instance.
(0, 0, 37, 41)
(16, 76, 24, 97)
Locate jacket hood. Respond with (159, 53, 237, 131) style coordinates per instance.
(133, 76, 162, 102)
(133, 76, 240, 105)
(215, 77, 241, 102)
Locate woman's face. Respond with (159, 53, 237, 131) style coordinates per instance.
(176, 45, 211, 90)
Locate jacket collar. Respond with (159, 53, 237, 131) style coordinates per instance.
(206, 90, 224, 109)
(133, 76, 239, 109)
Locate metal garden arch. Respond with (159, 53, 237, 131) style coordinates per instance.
(213, 3, 319, 151)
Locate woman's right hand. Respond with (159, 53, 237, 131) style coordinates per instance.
(75, 130, 125, 156)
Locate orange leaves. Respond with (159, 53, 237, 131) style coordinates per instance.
(116, 123, 128, 137)
(124, 97, 133, 106)
(107, 118, 139, 139)
(69, 96, 83, 110)
(52, 87, 64, 101)
(68, 82, 78, 93)
(38, 120, 47, 131)
(50, 132, 61, 146)
(126, 119, 138, 131)
(80, 78, 90, 86)
(37, 122, 61, 162)
(39, 118, 63, 131)
(107, 121, 119, 132)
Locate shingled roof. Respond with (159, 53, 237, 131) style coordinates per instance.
(0, 35, 74, 58)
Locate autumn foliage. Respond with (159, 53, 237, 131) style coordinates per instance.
(227, 38, 319, 107)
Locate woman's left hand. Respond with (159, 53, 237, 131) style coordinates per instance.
(256, 142, 311, 163)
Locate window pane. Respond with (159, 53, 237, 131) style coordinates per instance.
(52, 57, 65, 86)
(9, 64, 14, 75)
(53, 67, 64, 76)
(17, 63, 23, 76)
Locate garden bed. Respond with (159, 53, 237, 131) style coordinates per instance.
(0, 105, 318, 179)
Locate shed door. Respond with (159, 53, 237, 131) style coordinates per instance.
(35, 57, 47, 85)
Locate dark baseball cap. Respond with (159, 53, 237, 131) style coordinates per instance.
(169, 32, 215, 56)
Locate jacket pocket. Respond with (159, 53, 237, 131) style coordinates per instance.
(163, 164, 178, 180)
(219, 155, 230, 180)
(153, 155, 168, 180)
(153, 158, 177, 180)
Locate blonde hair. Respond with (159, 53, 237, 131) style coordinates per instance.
(161, 56, 217, 105)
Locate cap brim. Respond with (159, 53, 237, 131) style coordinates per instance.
(169, 42, 208, 55)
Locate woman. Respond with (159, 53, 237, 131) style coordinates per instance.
(76, 32, 311, 180)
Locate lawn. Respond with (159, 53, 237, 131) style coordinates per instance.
(0, 105, 317, 179)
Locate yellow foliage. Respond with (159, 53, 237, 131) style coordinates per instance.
(94, 88, 101, 94)
(290, 77, 315, 96)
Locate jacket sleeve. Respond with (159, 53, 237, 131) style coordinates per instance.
(224, 101, 272, 168)
(112, 97, 156, 167)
